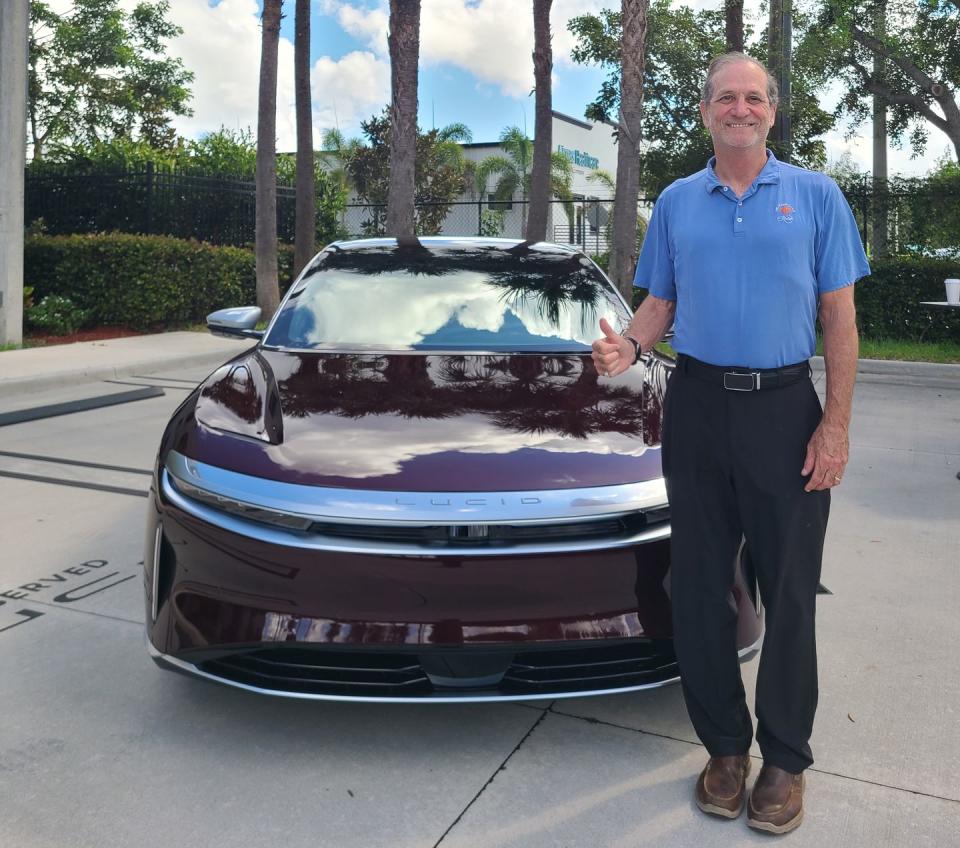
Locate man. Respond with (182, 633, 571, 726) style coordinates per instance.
(592, 52, 869, 835)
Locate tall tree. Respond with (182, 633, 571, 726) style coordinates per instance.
(871, 0, 888, 257)
(608, 0, 649, 299)
(725, 0, 744, 52)
(294, 0, 315, 275)
(385, 0, 421, 239)
(569, 1, 834, 194)
(812, 0, 960, 162)
(768, 0, 792, 157)
(527, 0, 554, 243)
(256, 0, 282, 320)
(27, 0, 193, 160)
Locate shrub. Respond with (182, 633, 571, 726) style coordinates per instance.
(625, 257, 960, 342)
(855, 257, 960, 343)
(26, 295, 92, 335)
(25, 233, 297, 330)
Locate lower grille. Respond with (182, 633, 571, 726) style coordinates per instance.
(503, 641, 678, 693)
(194, 640, 679, 699)
(200, 648, 432, 697)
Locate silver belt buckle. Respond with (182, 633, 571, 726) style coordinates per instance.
(723, 371, 760, 391)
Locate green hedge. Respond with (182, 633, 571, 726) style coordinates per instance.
(855, 257, 960, 343)
(25, 233, 296, 329)
(629, 256, 960, 343)
(23, 234, 960, 343)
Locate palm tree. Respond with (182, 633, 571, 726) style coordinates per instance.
(608, 0, 649, 301)
(318, 127, 361, 235)
(527, 0, 553, 243)
(385, 0, 421, 239)
(475, 127, 574, 238)
(256, 0, 282, 319)
(294, 0, 315, 276)
(587, 167, 647, 254)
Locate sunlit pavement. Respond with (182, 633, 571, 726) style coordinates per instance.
(1, 361, 957, 848)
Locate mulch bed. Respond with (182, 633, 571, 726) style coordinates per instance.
(25, 326, 150, 347)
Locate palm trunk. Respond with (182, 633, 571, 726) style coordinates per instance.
(871, 0, 888, 258)
(725, 0, 744, 52)
(526, 0, 553, 243)
(294, 0, 315, 276)
(385, 0, 421, 239)
(256, 0, 282, 319)
(608, 0, 649, 301)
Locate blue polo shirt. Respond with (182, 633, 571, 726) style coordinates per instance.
(634, 152, 870, 369)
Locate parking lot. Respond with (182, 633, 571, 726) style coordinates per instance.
(1, 356, 958, 847)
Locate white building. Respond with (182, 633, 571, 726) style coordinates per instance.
(453, 111, 619, 252)
(340, 111, 620, 253)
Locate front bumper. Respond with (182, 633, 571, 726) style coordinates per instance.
(143, 456, 762, 702)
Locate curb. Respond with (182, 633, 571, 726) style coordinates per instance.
(810, 356, 960, 380)
(0, 347, 250, 396)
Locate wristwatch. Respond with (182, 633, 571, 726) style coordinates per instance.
(623, 334, 641, 365)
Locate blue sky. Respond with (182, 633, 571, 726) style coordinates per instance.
(275, 1, 608, 143)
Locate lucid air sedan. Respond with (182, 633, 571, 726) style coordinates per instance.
(144, 237, 762, 702)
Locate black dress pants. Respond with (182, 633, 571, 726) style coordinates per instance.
(661, 359, 829, 775)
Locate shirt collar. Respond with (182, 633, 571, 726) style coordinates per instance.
(704, 149, 781, 194)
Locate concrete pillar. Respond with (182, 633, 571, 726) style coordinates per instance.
(0, 0, 28, 346)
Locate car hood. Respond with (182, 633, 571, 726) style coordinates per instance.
(172, 348, 670, 492)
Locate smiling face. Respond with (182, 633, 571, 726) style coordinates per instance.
(699, 60, 776, 154)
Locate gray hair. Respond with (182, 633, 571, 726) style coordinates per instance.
(701, 52, 779, 106)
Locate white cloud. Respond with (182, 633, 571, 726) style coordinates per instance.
(165, 0, 390, 149)
(311, 51, 391, 139)
(324, 0, 606, 99)
(162, 0, 298, 148)
(334, 2, 390, 57)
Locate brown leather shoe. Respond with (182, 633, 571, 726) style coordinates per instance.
(694, 754, 752, 818)
(747, 765, 805, 834)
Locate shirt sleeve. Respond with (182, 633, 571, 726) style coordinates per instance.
(633, 195, 677, 301)
(815, 179, 871, 293)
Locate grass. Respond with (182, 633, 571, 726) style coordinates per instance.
(815, 336, 960, 364)
(0, 342, 23, 352)
(654, 337, 959, 364)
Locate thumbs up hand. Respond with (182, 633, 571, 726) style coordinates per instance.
(592, 317, 635, 379)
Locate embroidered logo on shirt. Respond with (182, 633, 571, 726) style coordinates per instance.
(777, 204, 795, 223)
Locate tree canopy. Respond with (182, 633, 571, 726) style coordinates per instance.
(28, 0, 193, 160)
(805, 0, 960, 162)
(569, 0, 834, 194)
(341, 111, 472, 236)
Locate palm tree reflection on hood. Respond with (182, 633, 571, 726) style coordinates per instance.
(271, 351, 666, 446)
(259, 240, 666, 442)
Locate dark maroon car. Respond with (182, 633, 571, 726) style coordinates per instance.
(144, 237, 762, 701)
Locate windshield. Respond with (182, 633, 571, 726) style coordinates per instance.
(263, 242, 630, 352)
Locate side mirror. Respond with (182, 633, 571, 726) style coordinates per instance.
(207, 306, 264, 340)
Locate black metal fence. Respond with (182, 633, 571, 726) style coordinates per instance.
(25, 163, 298, 246)
(338, 197, 636, 256)
(25, 164, 959, 257)
(843, 187, 960, 257)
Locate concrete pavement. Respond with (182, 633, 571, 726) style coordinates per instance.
(0, 331, 253, 396)
(0, 346, 958, 847)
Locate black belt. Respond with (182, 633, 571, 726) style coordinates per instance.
(678, 354, 810, 392)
